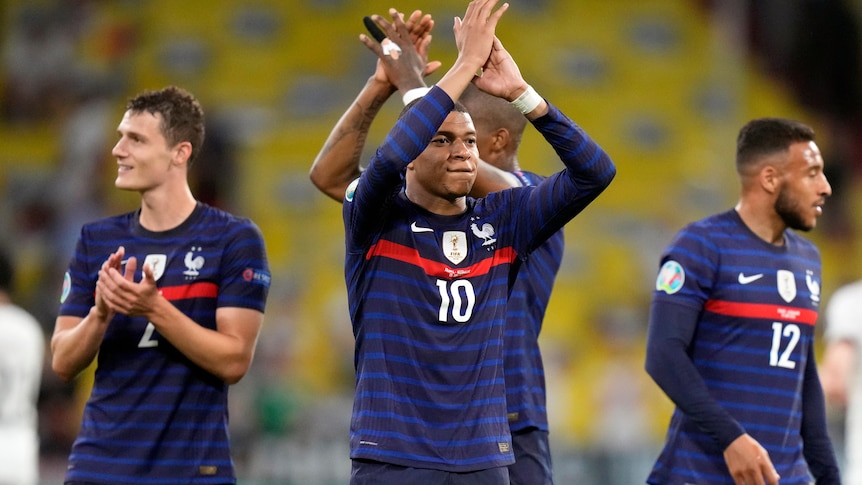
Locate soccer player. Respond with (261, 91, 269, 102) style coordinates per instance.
(821, 280, 862, 482)
(645, 117, 840, 484)
(50, 86, 271, 484)
(310, 13, 564, 484)
(339, 2, 615, 483)
(0, 246, 44, 485)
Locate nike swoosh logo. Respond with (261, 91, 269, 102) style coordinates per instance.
(738, 273, 764, 285)
(410, 222, 434, 233)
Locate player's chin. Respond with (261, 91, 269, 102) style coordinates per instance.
(445, 182, 473, 198)
(114, 176, 141, 192)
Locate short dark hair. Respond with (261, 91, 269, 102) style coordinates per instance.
(458, 84, 526, 143)
(736, 117, 815, 173)
(0, 246, 14, 294)
(127, 86, 206, 165)
(399, 97, 469, 119)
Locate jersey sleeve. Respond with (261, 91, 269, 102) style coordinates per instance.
(509, 101, 615, 256)
(216, 220, 271, 312)
(800, 343, 841, 482)
(645, 224, 749, 449)
(344, 86, 455, 250)
(57, 226, 98, 318)
(645, 299, 747, 449)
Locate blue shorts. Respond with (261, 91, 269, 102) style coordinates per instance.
(350, 459, 510, 485)
(509, 428, 553, 485)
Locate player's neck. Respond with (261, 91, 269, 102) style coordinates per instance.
(734, 202, 786, 246)
(404, 189, 467, 216)
(138, 185, 197, 232)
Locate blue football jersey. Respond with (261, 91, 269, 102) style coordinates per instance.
(649, 209, 822, 484)
(58, 202, 270, 484)
(505, 170, 564, 432)
(343, 86, 614, 472)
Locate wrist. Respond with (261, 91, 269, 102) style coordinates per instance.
(402, 87, 431, 105)
(509, 85, 542, 115)
(90, 304, 112, 323)
(367, 75, 396, 95)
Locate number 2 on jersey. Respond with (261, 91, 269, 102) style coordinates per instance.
(138, 322, 159, 348)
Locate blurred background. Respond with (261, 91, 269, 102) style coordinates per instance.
(2, 0, 862, 483)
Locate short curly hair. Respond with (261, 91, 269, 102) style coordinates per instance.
(126, 86, 206, 165)
(736, 117, 815, 174)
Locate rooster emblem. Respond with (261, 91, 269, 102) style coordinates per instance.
(470, 222, 497, 246)
(183, 247, 205, 277)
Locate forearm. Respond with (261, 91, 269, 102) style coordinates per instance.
(645, 301, 746, 449)
(310, 76, 395, 201)
(145, 297, 261, 384)
(531, 101, 615, 193)
(51, 309, 110, 381)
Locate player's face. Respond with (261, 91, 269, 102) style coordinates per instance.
(111, 110, 176, 192)
(774, 140, 831, 231)
(407, 111, 479, 201)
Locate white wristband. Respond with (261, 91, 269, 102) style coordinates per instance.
(510, 85, 542, 115)
(402, 87, 431, 106)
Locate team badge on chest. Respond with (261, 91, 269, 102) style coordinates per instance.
(143, 254, 167, 281)
(443, 231, 468, 264)
(776, 269, 796, 303)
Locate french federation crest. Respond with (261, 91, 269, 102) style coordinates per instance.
(470, 221, 496, 246)
(777, 269, 796, 303)
(143, 254, 167, 281)
(443, 231, 467, 265)
(806, 270, 820, 304)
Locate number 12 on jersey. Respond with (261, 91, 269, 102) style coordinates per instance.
(769, 322, 800, 369)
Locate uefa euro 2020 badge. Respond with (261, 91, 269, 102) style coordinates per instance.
(656, 260, 685, 295)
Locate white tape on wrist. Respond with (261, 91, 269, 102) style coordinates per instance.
(510, 85, 542, 115)
(402, 87, 431, 106)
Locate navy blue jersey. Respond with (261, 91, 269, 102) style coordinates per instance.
(505, 170, 564, 432)
(58, 202, 270, 484)
(648, 209, 823, 484)
(343, 86, 614, 472)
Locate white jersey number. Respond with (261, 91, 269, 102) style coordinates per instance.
(138, 322, 159, 348)
(436, 279, 476, 323)
(769, 322, 800, 369)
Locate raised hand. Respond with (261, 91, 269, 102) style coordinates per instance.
(361, 10, 441, 92)
(452, 0, 508, 77)
(473, 37, 526, 101)
(93, 246, 128, 320)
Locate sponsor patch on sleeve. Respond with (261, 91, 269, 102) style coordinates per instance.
(656, 260, 685, 294)
(242, 268, 272, 288)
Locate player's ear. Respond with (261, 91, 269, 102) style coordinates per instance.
(172, 141, 193, 167)
(490, 128, 508, 151)
(759, 164, 780, 194)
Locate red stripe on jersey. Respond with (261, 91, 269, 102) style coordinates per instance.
(705, 299, 818, 326)
(367, 239, 517, 279)
(159, 282, 219, 300)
